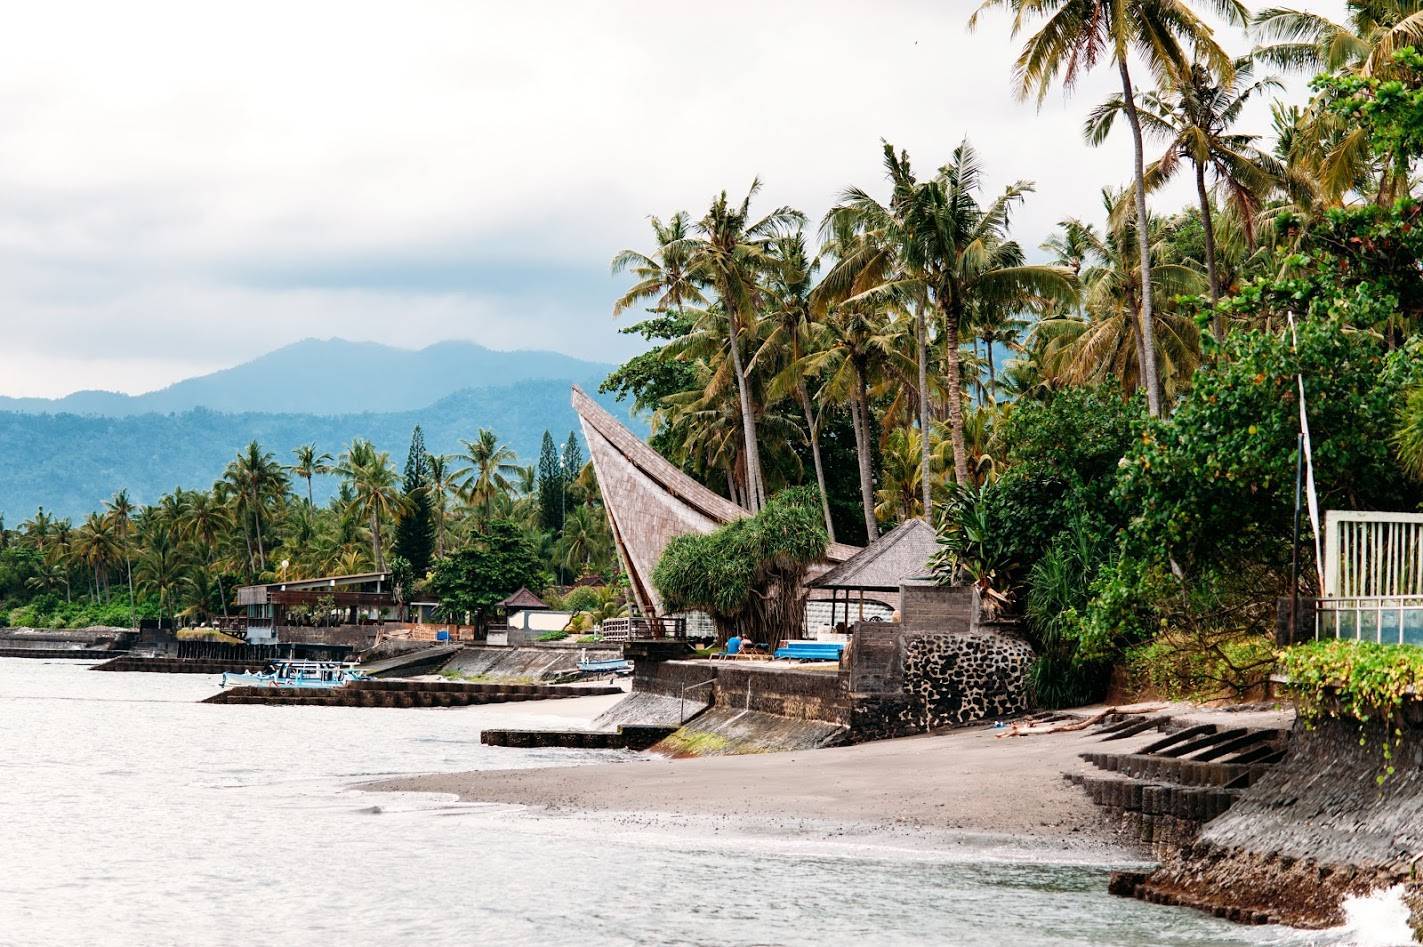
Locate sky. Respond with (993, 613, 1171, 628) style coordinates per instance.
(0, 0, 1345, 398)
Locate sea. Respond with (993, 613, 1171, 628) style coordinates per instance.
(0, 658, 1406, 947)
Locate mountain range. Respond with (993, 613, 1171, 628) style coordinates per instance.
(0, 340, 644, 521)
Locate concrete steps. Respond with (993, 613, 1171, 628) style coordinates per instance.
(480, 724, 677, 750)
(1071, 718, 1290, 853)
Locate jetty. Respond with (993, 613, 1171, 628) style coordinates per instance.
(202, 677, 621, 707)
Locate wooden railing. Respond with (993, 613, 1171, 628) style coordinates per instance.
(599, 616, 687, 642)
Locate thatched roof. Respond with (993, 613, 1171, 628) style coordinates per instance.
(810, 518, 939, 592)
(498, 586, 548, 610)
(572, 385, 859, 618)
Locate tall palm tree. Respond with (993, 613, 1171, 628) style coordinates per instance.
(337, 439, 404, 572)
(821, 140, 1075, 486)
(290, 444, 333, 507)
(454, 429, 521, 524)
(71, 513, 121, 602)
(611, 212, 707, 318)
(104, 490, 137, 628)
(427, 453, 459, 558)
(136, 521, 183, 627)
(757, 232, 836, 540)
(663, 183, 806, 512)
(972, 0, 1244, 416)
(1035, 194, 1206, 395)
(222, 442, 287, 576)
(179, 490, 233, 618)
(1086, 58, 1280, 326)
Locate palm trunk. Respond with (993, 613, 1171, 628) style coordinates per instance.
(125, 548, 135, 629)
(306, 475, 314, 507)
(796, 382, 836, 543)
(851, 364, 879, 542)
(915, 301, 934, 520)
(942, 302, 971, 486)
(986, 339, 997, 405)
(1119, 57, 1164, 417)
(1196, 160, 1222, 339)
(252, 502, 266, 571)
(726, 316, 764, 512)
(370, 511, 384, 572)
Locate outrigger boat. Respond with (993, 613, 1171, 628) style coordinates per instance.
(220, 660, 368, 689)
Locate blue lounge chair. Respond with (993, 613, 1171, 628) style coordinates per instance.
(772, 641, 845, 662)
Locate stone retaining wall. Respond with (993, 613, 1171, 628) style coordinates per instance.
(1137, 711, 1423, 932)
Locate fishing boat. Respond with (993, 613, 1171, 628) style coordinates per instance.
(220, 660, 367, 689)
(577, 656, 631, 675)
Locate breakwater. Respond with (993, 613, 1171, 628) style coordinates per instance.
(93, 655, 256, 674)
(202, 678, 622, 707)
(1120, 710, 1423, 933)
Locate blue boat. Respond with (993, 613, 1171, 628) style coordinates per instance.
(220, 660, 367, 689)
(578, 658, 632, 675)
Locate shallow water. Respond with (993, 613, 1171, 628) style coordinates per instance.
(0, 659, 1358, 946)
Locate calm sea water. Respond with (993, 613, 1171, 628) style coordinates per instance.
(0, 659, 1360, 947)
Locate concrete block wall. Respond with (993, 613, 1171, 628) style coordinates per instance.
(898, 582, 976, 634)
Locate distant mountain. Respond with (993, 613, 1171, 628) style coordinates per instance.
(0, 339, 616, 417)
(0, 380, 644, 521)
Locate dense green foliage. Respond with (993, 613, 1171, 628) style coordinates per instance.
(653, 487, 827, 647)
(425, 521, 549, 628)
(1280, 640, 1423, 780)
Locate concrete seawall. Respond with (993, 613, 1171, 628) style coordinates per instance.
(1126, 711, 1423, 931)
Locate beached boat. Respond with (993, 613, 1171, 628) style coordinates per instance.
(220, 660, 367, 689)
(577, 657, 631, 675)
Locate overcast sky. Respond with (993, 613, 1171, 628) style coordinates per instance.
(0, 0, 1344, 397)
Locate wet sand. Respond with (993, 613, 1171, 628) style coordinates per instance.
(371, 719, 1177, 854)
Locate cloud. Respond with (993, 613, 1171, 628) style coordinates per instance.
(0, 0, 1344, 396)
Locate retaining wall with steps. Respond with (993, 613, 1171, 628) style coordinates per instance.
(480, 724, 677, 750)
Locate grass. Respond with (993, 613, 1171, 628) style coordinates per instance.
(438, 669, 541, 686)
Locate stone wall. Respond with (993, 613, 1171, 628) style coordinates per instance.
(845, 629, 1035, 741)
(898, 581, 975, 634)
(637, 659, 848, 725)
(1136, 709, 1423, 932)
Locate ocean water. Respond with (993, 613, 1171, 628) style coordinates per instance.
(0, 659, 1376, 946)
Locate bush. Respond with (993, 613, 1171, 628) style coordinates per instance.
(536, 630, 569, 642)
(653, 486, 827, 648)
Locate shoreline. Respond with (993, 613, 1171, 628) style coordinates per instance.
(367, 721, 1170, 860)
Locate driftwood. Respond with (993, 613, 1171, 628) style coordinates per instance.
(996, 703, 1168, 739)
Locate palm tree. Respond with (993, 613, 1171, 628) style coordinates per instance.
(663, 184, 806, 512)
(290, 444, 333, 506)
(178, 490, 233, 618)
(104, 490, 137, 628)
(1086, 58, 1280, 327)
(611, 212, 707, 318)
(972, 0, 1244, 416)
(427, 453, 459, 558)
(337, 439, 404, 572)
(222, 442, 288, 575)
(1035, 194, 1206, 396)
(757, 232, 836, 540)
(821, 140, 1076, 487)
(136, 522, 183, 627)
(71, 513, 121, 602)
(454, 429, 521, 524)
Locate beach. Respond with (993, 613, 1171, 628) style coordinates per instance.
(372, 717, 1169, 854)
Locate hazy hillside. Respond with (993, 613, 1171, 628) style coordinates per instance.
(0, 380, 644, 521)
(0, 339, 616, 416)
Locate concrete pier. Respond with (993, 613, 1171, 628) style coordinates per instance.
(201, 678, 622, 707)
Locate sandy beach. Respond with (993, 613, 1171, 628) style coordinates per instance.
(369, 716, 1184, 855)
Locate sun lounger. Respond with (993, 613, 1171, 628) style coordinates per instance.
(772, 641, 846, 662)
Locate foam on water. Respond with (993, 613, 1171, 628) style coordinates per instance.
(1321, 886, 1419, 947)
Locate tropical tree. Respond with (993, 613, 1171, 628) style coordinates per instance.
(337, 439, 403, 572)
(394, 426, 436, 575)
(821, 140, 1075, 488)
(222, 442, 288, 576)
(427, 453, 458, 558)
(71, 512, 120, 601)
(290, 444, 333, 507)
(1086, 58, 1279, 323)
(972, 0, 1245, 416)
(454, 429, 521, 524)
(178, 489, 233, 618)
(661, 184, 806, 512)
(104, 490, 137, 628)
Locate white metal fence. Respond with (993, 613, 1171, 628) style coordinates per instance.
(1318, 511, 1423, 644)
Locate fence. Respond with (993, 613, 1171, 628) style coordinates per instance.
(1310, 511, 1423, 645)
(1311, 596, 1423, 646)
(599, 616, 687, 642)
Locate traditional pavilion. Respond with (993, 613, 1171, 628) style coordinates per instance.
(571, 385, 860, 626)
(809, 519, 941, 629)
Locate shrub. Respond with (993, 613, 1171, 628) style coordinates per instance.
(652, 486, 827, 648)
(536, 630, 569, 642)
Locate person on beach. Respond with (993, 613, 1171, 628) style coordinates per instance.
(726, 634, 743, 656)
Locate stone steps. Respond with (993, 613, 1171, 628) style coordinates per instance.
(1072, 719, 1291, 853)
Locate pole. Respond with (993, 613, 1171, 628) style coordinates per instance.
(1291, 432, 1305, 644)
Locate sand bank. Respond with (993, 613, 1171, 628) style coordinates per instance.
(370, 719, 1182, 854)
